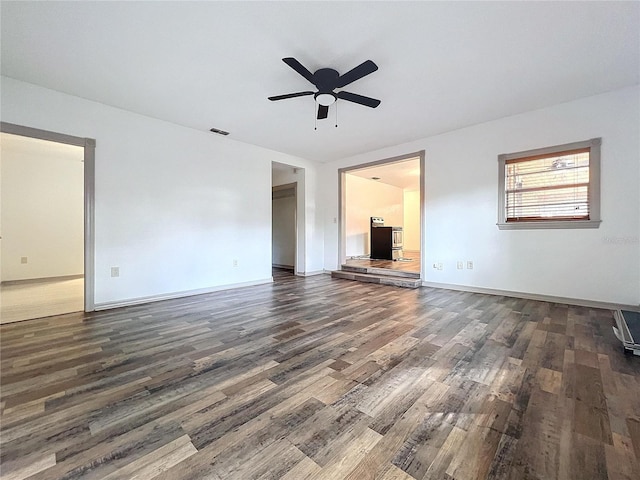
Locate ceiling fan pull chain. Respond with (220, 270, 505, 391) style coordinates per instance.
(314, 102, 317, 131)
(335, 101, 338, 128)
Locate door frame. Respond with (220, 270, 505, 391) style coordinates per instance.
(338, 150, 426, 280)
(272, 182, 298, 274)
(1, 121, 96, 311)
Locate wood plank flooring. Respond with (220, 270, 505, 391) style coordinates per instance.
(1, 271, 639, 479)
(345, 250, 420, 273)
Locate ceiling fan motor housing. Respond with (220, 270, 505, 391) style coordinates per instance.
(313, 68, 340, 91)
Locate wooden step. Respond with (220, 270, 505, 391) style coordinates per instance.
(340, 264, 420, 279)
(331, 269, 422, 288)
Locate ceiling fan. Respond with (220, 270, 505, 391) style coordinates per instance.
(268, 57, 381, 120)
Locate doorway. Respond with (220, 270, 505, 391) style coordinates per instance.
(272, 183, 297, 274)
(338, 151, 425, 279)
(0, 123, 95, 323)
(272, 161, 304, 278)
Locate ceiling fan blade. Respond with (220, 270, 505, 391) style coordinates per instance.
(317, 104, 329, 120)
(282, 57, 315, 84)
(336, 91, 381, 108)
(335, 60, 378, 88)
(268, 91, 314, 101)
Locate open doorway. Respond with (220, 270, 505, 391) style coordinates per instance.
(338, 151, 425, 281)
(272, 183, 296, 276)
(0, 123, 95, 323)
(272, 162, 303, 279)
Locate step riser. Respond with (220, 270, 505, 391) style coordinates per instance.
(340, 265, 420, 279)
(331, 271, 421, 289)
(380, 278, 421, 288)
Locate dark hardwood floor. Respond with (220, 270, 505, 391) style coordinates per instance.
(345, 250, 421, 273)
(1, 272, 639, 479)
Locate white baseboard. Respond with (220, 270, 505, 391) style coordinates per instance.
(272, 264, 294, 270)
(421, 281, 640, 312)
(296, 270, 327, 277)
(94, 278, 274, 311)
(1, 274, 84, 286)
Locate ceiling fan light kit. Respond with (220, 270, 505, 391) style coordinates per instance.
(268, 57, 380, 125)
(315, 93, 336, 106)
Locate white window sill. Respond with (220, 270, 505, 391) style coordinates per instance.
(497, 220, 601, 230)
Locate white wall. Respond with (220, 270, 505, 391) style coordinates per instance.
(322, 87, 640, 306)
(403, 189, 421, 251)
(5, 76, 637, 306)
(1, 135, 84, 281)
(1, 76, 315, 306)
(345, 174, 403, 257)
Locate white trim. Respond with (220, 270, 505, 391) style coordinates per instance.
(421, 281, 640, 312)
(94, 278, 273, 310)
(1, 274, 84, 286)
(297, 270, 327, 277)
(272, 264, 294, 270)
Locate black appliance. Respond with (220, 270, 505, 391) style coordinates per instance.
(613, 310, 640, 356)
(370, 217, 403, 260)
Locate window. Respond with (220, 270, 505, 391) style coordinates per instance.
(497, 138, 601, 229)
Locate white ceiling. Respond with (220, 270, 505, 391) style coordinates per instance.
(348, 158, 420, 190)
(2, 2, 638, 163)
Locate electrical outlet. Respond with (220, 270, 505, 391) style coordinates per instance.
(111, 266, 120, 277)
(437, 263, 443, 270)
(21, 256, 28, 264)
(457, 261, 463, 269)
(233, 259, 238, 267)
(433, 263, 438, 269)
(467, 261, 473, 270)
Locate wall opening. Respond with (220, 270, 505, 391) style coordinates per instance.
(0, 122, 95, 323)
(339, 151, 425, 280)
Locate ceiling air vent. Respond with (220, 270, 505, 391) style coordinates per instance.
(209, 127, 229, 136)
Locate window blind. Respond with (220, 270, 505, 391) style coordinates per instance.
(504, 148, 590, 222)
